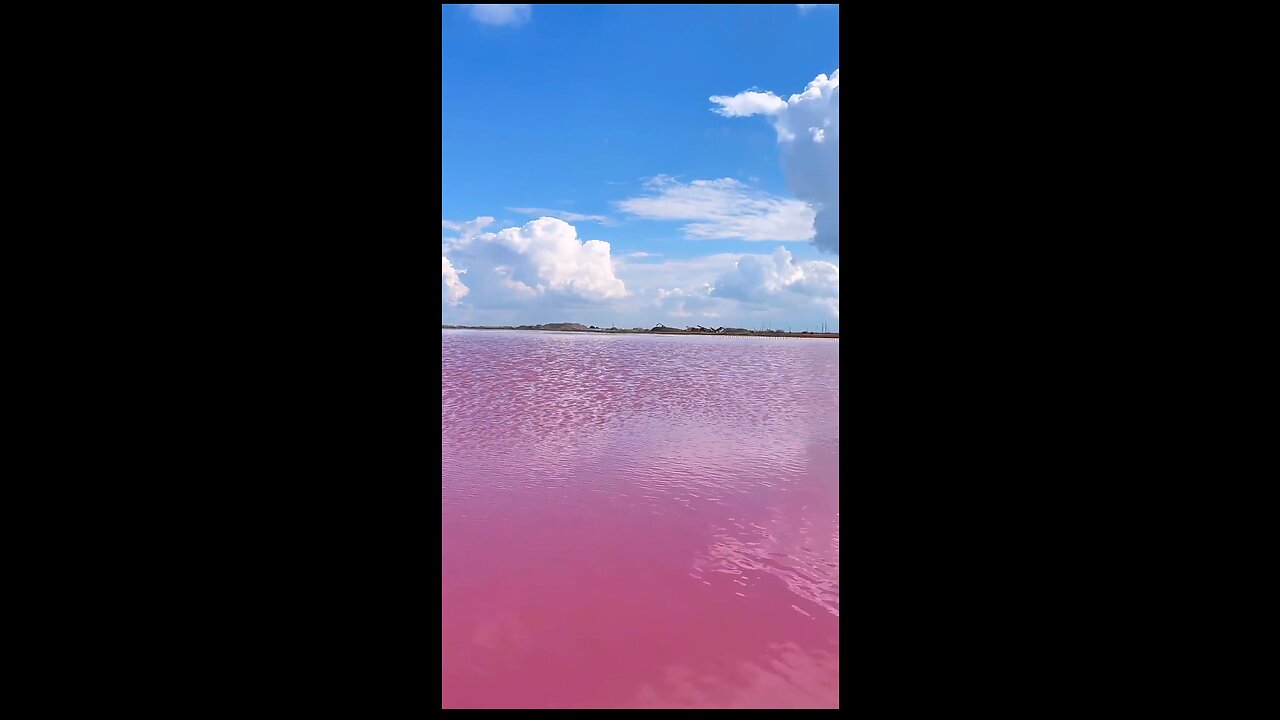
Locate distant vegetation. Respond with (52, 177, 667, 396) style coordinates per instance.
(441, 322, 837, 338)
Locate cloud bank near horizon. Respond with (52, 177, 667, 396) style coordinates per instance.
(443, 217, 838, 329)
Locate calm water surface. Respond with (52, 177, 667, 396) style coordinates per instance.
(442, 330, 839, 708)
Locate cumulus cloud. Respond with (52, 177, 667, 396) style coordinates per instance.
(615, 176, 815, 242)
(442, 256, 470, 307)
(508, 207, 612, 224)
(442, 217, 627, 310)
(441, 234, 838, 329)
(464, 4, 531, 26)
(710, 70, 840, 254)
(712, 247, 839, 318)
(612, 249, 837, 325)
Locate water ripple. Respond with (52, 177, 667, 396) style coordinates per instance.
(443, 329, 839, 709)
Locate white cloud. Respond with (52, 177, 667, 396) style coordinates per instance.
(796, 4, 836, 14)
(442, 256, 470, 307)
(442, 217, 627, 309)
(442, 216, 495, 241)
(615, 177, 815, 242)
(464, 4, 531, 26)
(508, 207, 612, 224)
(613, 253, 741, 322)
(708, 91, 786, 118)
(712, 246, 839, 318)
(614, 252, 744, 286)
(710, 69, 840, 254)
(654, 285, 721, 319)
(614, 249, 838, 325)
(440, 218, 838, 330)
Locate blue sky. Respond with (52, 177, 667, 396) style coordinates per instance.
(443, 4, 840, 331)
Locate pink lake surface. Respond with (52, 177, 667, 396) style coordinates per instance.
(442, 330, 839, 709)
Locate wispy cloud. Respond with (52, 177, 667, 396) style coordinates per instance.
(464, 4, 532, 26)
(615, 176, 814, 242)
(442, 217, 496, 241)
(795, 4, 836, 14)
(508, 207, 613, 224)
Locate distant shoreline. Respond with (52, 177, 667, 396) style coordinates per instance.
(442, 323, 838, 339)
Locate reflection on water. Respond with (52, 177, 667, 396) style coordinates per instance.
(443, 330, 839, 709)
(633, 642, 839, 709)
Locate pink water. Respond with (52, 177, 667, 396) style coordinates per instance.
(442, 330, 840, 709)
